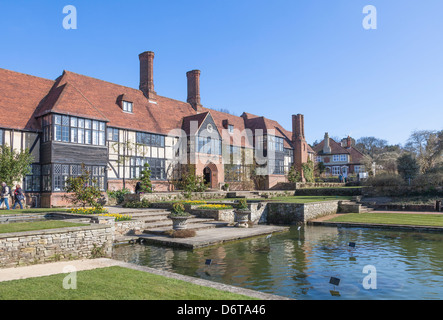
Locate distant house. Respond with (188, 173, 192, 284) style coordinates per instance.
(312, 133, 366, 177)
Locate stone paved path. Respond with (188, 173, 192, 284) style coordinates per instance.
(138, 225, 289, 249)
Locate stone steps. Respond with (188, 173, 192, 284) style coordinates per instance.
(341, 199, 375, 213)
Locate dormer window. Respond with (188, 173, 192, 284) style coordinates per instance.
(122, 101, 133, 113)
(228, 125, 234, 134)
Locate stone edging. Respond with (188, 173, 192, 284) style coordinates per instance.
(309, 220, 443, 232)
(0, 224, 111, 240)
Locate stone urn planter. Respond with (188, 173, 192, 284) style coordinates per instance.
(234, 209, 251, 228)
(168, 203, 192, 231)
(169, 215, 191, 231)
(235, 199, 250, 228)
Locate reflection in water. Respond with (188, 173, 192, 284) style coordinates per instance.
(112, 225, 443, 300)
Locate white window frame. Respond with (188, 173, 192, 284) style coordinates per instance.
(332, 166, 341, 176)
(123, 101, 133, 113)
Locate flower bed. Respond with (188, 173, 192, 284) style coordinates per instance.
(196, 204, 234, 210)
(99, 213, 132, 222)
(69, 207, 109, 215)
(182, 200, 207, 205)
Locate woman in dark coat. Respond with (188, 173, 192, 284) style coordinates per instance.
(12, 184, 25, 210)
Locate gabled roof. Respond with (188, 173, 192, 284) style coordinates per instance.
(313, 136, 365, 163)
(313, 137, 349, 155)
(181, 112, 210, 136)
(35, 72, 109, 122)
(200, 107, 254, 149)
(241, 113, 293, 149)
(0, 68, 54, 131)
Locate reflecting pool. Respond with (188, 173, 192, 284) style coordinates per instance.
(112, 225, 443, 299)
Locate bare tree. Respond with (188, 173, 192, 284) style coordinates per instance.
(405, 130, 443, 173)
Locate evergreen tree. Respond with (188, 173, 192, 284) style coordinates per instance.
(139, 163, 153, 193)
(397, 153, 420, 182)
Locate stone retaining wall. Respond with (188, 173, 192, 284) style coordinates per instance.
(295, 188, 363, 196)
(267, 201, 339, 225)
(113, 220, 145, 237)
(0, 224, 114, 269)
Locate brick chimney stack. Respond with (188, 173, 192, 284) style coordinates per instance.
(323, 132, 331, 154)
(347, 136, 352, 148)
(187, 70, 202, 112)
(292, 114, 308, 182)
(139, 51, 156, 100)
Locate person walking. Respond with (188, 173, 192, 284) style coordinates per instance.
(12, 184, 25, 210)
(0, 182, 10, 210)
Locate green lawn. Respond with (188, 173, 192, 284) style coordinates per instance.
(0, 266, 257, 300)
(0, 208, 69, 215)
(328, 212, 443, 227)
(0, 220, 87, 234)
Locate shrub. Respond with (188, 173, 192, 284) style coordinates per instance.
(123, 199, 151, 208)
(164, 229, 196, 238)
(179, 166, 208, 198)
(302, 160, 315, 183)
(364, 173, 405, 187)
(107, 188, 131, 204)
(236, 199, 248, 210)
(170, 203, 189, 217)
(64, 165, 102, 208)
(412, 172, 443, 188)
(288, 166, 301, 183)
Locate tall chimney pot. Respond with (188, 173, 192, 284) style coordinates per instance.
(139, 51, 156, 99)
(187, 70, 202, 111)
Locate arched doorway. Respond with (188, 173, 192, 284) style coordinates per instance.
(203, 163, 219, 189)
(203, 167, 212, 186)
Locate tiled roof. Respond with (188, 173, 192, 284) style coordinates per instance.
(0, 66, 303, 153)
(0, 68, 54, 131)
(200, 107, 254, 148)
(312, 137, 365, 163)
(41, 71, 197, 135)
(242, 114, 293, 149)
(181, 112, 209, 136)
(313, 138, 349, 155)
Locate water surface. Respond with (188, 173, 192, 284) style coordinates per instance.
(112, 225, 443, 300)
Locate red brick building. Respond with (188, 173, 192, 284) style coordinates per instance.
(0, 51, 312, 206)
(312, 133, 365, 177)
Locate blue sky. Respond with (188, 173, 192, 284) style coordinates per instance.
(1, 0, 442, 145)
